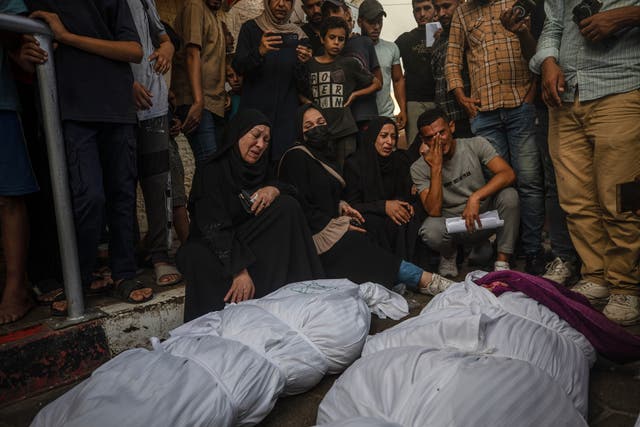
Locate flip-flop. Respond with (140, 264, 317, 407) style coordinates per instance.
(36, 287, 64, 306)
(50, 291, 68, 317)
(85, 274, 113, 296)
(153, 264, 183, 287)
(112, 279, 153, 304)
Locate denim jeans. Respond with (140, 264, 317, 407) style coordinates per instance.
(397, 260, 423, 287)
(470, 103, 544, 256)
(177, 106, 225, 164)
(535, 105, 577, 262)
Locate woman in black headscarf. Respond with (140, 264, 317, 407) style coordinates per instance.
(177, 109, 324, 321)
(343, 117, 424, 261)
(278, 104, 452, 292)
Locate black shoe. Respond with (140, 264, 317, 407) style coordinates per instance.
(525, 252, 546, 275)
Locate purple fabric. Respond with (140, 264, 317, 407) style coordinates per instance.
(474, 270, 640, 363)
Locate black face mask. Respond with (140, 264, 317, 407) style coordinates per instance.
(303, 124, 331, 147)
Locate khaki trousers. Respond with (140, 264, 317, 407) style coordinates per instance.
(548, 89, 640, 294)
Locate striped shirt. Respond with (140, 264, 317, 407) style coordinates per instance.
(530, 0, 640, 103)
(445, 0, 533, 112)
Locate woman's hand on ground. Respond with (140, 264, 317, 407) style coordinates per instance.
(225, 269, 256, 303)
(251, 186, 280, 215)
(385, 200, 413, 225)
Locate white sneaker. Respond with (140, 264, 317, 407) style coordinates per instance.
(603, 294, 640, 326)
(493, 261, 510, 271)
(418, 273, 454, 296)
(542, 257, 572, 285)
(438, 253, 458, 278)
(570, 280, 610, 304)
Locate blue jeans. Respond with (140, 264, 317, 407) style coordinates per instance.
(397, 260, 423, 287)
(471, 103, 544, 256)
(535, 106, 577, 262)
(177, 106, 224, 164)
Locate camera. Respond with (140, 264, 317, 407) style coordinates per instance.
(512, 0, 537, 21)
(572, 0, 602, 24)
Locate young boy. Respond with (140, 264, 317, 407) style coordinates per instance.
(127, 0, 182, 287)
(27, 0, 153, 310)
(302, 16, 379, 166)
(225, 58, 243, 120)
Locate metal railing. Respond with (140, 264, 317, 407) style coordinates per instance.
(0, 13, 84, 320)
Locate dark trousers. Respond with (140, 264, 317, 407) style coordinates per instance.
(63, 121, 137, 286)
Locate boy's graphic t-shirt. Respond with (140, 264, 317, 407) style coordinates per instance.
(306, 56, 373, 138)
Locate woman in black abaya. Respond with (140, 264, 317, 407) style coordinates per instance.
(343, 117, 424, 262)
(278, 104, 451, 293)
(177, 109, 324, 321)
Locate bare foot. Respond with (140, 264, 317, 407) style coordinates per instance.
(0, 293, 35, 325)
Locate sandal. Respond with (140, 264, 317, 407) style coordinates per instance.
(112, 279, 153, 304)
(50, 291, 68, 317)
(153, 263, 183, 287)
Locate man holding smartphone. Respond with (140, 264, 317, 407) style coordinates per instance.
(530, 0, 640, 325)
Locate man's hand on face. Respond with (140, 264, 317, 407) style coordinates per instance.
(423, 133, 444, 170)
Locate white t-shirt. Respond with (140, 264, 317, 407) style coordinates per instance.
(374, 39, 401, 118)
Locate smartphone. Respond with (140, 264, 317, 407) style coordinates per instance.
(238, 190, 256, 214)
(349, 218, 363, 227)
(266, 32, 299, 48)
(617, 180, 640, 213)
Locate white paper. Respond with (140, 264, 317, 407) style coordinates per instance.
(425, 22, 442, 47)
(445, 209, 504, 234)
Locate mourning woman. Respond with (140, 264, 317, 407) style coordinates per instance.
(177, 110, 324, 321)
(233, 0, 313, 161)
(343, 117, 423, 262)
(278, 104, 451, 293)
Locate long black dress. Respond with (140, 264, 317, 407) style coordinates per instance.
(343, 117, 424, 262)
(278, 106, 401, 288)
(177, 110, 324, 321)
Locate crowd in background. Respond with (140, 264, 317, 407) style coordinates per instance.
(0, 0, 638, 326)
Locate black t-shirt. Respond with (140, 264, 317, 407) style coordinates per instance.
(301, 22, 324, 56)
(342, 35, 380, 122)
(395, 27, 435, 102)
(26, 0, 140, 124)
(305, 56, 373, 138)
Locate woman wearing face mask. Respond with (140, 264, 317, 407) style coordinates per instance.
(279, 104, 452, 293)
(343, 116, 424, 262)
(177, 109, 324, 321)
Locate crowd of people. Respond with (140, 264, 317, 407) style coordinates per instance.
(0, 0, 638, 326)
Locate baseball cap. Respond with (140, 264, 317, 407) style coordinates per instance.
(358, 0, 386, 21)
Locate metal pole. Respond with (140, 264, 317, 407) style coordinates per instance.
(0, 14, 85, 319)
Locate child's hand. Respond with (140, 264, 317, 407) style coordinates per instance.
(344, 93, 357, 107)
(132, 81, 153, 110)
(30, 11, 70, 43)
(13, 35, 47, 72)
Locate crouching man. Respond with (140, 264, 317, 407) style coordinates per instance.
(411, 108, 519, 277)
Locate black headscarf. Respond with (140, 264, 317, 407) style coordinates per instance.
(215, 109, 272, 192)
(296, 103, 341, 174)
(352, 116, 412, 202)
